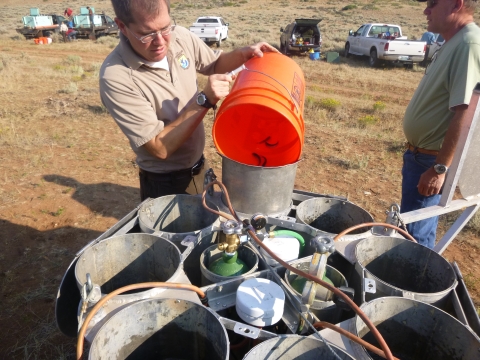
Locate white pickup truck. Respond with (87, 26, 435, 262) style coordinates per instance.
(189, 16, 229, 47)
(344, 23, 426, 67)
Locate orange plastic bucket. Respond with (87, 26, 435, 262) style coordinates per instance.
(213, 52, 305, 167)
(34, 38, 39, 44)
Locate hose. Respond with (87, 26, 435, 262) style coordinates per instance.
(313, 322, 399, 360)
(76, 282, 205, 360)
(202, 181, 395, 360)
(271, 230, 305, 255)
(333, 223, 417, 243)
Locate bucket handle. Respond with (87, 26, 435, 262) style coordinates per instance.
(242, 67, 300, 113)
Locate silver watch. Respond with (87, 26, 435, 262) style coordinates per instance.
(433, 164, 448, 174)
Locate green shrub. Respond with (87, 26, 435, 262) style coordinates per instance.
(65, 55, 81, 65)
(342, 4, 357, 11)
(319, 98, 341, 111)
(358, 115, 378, 127)
(58, 82, 78, 94)
(373, 101, 386, 111)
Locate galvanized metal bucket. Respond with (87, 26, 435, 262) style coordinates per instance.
(352, 297, 480, 360)
(355, 236, 457, 305)
(200, 244, 259, 286)
(296, 197, 374, 241)
(285, 262, 348, 324)
(221, 155, 298, 216)
(75, 233, 183, 301)
(89, 298, 229, 360)
(243, 335, 355, 359)
(138, 194, 220, 242)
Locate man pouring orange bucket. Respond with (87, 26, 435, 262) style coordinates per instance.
(213, 52, 305, 167)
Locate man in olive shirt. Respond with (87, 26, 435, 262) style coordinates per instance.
(100, 0, 278, 200)
(402, 0, 480, 248)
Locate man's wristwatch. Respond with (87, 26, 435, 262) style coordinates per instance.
(196, 91, 216, 110)
(433, 163, 448, 175)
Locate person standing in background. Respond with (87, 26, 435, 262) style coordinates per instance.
(401, 0, 480, 248)
(60, 21, 68, 43)
(64, 8, 73, 19)
(420, 30, 436, 65)
(87, 6, 95, 28)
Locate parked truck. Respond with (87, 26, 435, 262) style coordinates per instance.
(344, 23, 426, 67)
(189, 16, 229, 47)
(280, 19, 322, 55)
(71, 7, 118, 39)
(16, 8, 66, 39)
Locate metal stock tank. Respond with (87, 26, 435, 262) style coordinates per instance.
(352, 297, 480, 360)
(74, 233, 183, 302)
(243, 335, 354, 359)
(89, 298, 229, 360)
(355, 236, 457, 305)
(221, 155, 298, 216)
(296, 197, 374, 241)
(138, 194, 220, 242)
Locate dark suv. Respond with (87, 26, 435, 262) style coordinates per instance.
(280, 19, 322, 55)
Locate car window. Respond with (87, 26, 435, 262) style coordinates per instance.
(106, 16, 113, 24)
(436, 34, 444, 43)
(197, 18, 219, 23)
(355, 25, 365, 36)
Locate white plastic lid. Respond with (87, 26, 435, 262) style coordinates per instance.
(236, 278, 285, 326)
(260, 237, 300, 266)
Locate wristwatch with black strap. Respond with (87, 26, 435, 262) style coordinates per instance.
(433, 163, 448, 175)
(196, 91, 216, 110)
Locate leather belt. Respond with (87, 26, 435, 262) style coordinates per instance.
(407, 143, 439, 156)
(139, 155, 205, 180)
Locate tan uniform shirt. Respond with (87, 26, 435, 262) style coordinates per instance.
(100, 26, 220, 173)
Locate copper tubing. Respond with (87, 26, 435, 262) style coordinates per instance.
(202, 180, 236, 220)
(313, 322, 399, 360)
(333, 223, 417, 243)
(76, 282, 205, 360)
(202, 180, 395, 360)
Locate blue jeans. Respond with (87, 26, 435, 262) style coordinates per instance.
(400, 149, 440, 248)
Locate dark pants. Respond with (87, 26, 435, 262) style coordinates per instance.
(400, 149, 440, 248)
(139, 156, 207, 201)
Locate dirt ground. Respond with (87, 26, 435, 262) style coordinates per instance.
(1, 0, 479, 358)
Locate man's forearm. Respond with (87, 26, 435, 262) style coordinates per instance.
(143, 98, 207, 160)
(214, 48, 247, 74)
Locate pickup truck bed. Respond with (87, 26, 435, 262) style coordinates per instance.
(345, 23, 426, 67)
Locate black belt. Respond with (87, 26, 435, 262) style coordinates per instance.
(139, 155, 205, 180)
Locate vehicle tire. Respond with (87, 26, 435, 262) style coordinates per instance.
(217, 37, 222, 47)
(369, 49, 380, 67)
(280, 42, 285, 53)
(344, 42, 350, 58)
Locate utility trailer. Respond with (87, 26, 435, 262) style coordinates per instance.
(16, 8, 66, 39)
(71, 7, 118, 40)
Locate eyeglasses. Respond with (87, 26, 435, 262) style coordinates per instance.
(426, 0, 438, 8)
(125, 20, 176, 43)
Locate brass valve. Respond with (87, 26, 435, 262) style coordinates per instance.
(217, 220, 243, 254)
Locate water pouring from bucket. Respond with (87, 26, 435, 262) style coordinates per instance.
(213, 52, 305, 167)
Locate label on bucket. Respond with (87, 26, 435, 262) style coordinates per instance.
(291, 72, 304, 110)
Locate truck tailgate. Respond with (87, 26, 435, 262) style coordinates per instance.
(387, 40, 425, 56)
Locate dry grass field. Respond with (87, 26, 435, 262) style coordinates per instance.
(1, 0, 479, 358)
